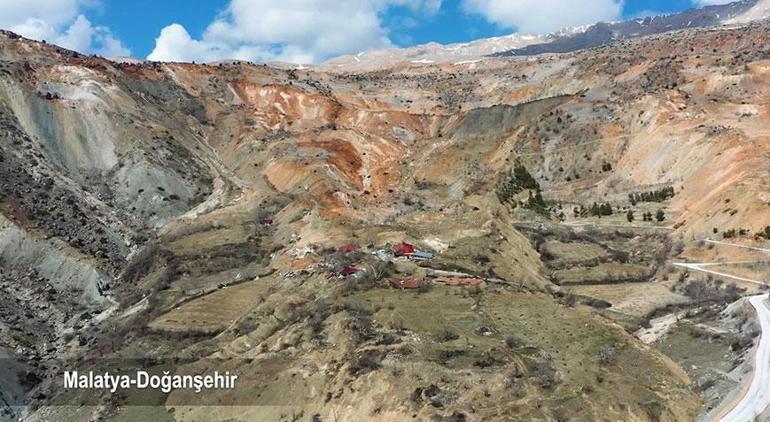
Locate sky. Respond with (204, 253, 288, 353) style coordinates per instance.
(0, 0, 737, 64)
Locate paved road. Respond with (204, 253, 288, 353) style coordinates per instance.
(720, 294, 770, 422)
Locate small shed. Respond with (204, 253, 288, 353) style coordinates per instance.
(411, 251, 434, 260)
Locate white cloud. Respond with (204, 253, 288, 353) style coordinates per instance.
(462, 0, 624, 34)
(0, 0, 130, 57)
(96, 31, 131, 57)
(148, 0, 442, 64)
(0, 0, 83, 30)
(56, 14, 93, 52)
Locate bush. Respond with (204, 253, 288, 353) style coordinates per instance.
(309, 300, 331, 339)
(505, 335, 525, 349)
(417, 280, 433, 293)
(559, 292, 577, 307)
(349, 350, 382, 375)
(438, 329, 460, 343)
(345, 303, 376, 343)
(529, 353, 559, 388)
(683, 280, 742, 303)
(597, 345, 617, 365)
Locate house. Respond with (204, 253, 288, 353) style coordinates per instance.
(291, 256, 318, 271)
(390, 277, 422, 289)
(394, 242, 416, 256)
(338, 243, 360, 254)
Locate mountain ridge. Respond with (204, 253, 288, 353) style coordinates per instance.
(321, 0, 767, 71)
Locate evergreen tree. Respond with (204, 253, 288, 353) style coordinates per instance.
(513, 163, 540, 190)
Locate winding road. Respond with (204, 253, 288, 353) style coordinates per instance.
(720, 294, 770, 422)
(677, 238, 770, 421)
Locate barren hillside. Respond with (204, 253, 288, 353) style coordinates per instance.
(0, 14, 769, 422)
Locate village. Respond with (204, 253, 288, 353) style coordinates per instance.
(282, 238, 486, 291)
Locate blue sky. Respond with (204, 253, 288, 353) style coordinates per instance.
(0, 0, 732, 63)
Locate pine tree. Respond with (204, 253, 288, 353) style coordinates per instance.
(656, 209, 665, 222)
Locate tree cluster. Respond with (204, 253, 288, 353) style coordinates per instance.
(640, 209, 665, 222)
(496, 163, 540, 203)
(628, 186, 675, 205)
(589, 203, 613, 217)
(496, 164, 548, 215)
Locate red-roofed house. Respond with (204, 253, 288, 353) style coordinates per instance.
(338, 243, 360, 254)
(394, 242, 416, 256)
(390, 277, 422, 289)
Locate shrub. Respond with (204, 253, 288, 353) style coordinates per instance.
(559, 292, 577, 307)
(345, 303, 376, 343)
(309, 300, 331, 339)
(505, 335, 525, 349)
(417, 280, 433, 293)
(438, 329, 460, 343)
(530, 354, 559, 388)
(349, 350, 382, 375)
(597, 345, 617, 365)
